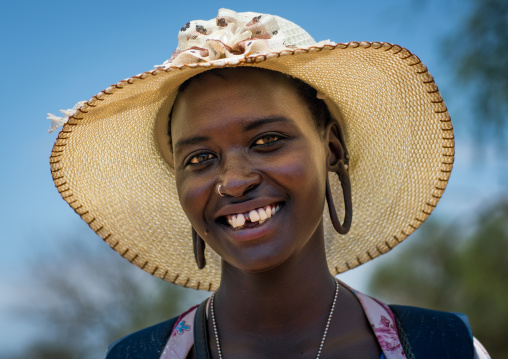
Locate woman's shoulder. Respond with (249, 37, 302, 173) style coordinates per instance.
(105, 315, 180, 359)
(352, 288, 490, 359)
(106, 301, 203, 359)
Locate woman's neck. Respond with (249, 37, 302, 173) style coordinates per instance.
(207, 229, 382, 359)
(214, 232, 336, 334)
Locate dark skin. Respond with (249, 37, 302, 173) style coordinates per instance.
(169, 68, 382, 358)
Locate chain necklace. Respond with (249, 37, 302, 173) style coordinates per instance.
(210, 278, 340, 359)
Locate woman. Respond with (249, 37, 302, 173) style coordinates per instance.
(49, 9, 489, 359)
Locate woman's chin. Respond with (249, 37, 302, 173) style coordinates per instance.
(221, 240, 312, 277)
(221, 246, 293, 275)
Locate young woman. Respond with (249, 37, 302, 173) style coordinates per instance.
(49, 9, 490, 359)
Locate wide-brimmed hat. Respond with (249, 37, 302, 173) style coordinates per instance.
(49, 9, 453, 291)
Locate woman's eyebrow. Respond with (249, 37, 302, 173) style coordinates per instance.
(173, 136, 209, 151)
(173, 117, 293, 150)
(244, 117, 294, 131)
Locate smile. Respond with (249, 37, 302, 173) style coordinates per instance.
(224, 204, 281, 229)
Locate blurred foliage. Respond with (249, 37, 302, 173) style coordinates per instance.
(369, 200, 508, 357)
(5, 235, 209, 359)
(444, 0, 508, 143)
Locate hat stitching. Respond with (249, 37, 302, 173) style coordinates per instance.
(408, 58, 422, 66)
(60, 192, 72, 200)
(421, 208, 432, 215)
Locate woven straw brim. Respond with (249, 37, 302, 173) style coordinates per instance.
(50, 41, 453, 291)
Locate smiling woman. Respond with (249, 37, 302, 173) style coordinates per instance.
(48, 8, 490, 359)
(169, 69, 335, 275)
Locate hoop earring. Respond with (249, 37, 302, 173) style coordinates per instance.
(326, 160, 352, 234)
(192, 227, 206, 269)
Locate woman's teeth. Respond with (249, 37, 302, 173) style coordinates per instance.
(226, 204, 280, 229)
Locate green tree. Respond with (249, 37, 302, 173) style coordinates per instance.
(444, 0, 508, 142)
(369, 201, 508, 357)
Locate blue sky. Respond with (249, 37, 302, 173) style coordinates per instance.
(1, 0, 506, 352)
(0, 0, 473, 263)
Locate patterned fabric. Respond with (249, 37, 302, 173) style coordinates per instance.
(160, 284, 491, 359)
(473, 338, 491, 359)
(156, 8, 331, 68)
(342, 283, 406, 359)
(159, 305, 197, 359)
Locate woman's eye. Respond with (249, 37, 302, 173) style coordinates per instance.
(254, 135, 280, 146)
(187, 153, 215, 165)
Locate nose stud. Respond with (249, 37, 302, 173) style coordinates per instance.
(217, 184, 226, 197)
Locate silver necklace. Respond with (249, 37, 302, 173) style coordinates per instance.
(210, 278, 340, 359)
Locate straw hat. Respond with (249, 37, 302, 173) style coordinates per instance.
(49, 9, 453, 291)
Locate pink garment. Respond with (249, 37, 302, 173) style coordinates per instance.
(160, 283, 491, 359)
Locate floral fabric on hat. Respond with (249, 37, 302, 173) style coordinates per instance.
(156, 8, 330, 68)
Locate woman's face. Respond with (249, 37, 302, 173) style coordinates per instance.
(170, 69, 332, 273)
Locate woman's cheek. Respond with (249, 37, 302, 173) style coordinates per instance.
(266, 151, 324, 187)
(176, 174, 213, 222)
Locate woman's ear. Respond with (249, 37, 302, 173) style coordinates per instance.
(324, 121, 346, 172)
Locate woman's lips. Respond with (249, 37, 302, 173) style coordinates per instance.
(224, 204, 281, 229)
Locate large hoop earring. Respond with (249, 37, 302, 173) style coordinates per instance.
(326, 160, 352, 234)
(192, 227, 206, 269)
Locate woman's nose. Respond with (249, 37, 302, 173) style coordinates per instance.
(218, 155, 261, 198)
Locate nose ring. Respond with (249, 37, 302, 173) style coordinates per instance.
(217, 184, 226, 197)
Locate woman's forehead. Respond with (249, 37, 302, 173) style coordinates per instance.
(172, 69, 307, 124)
(178, 67, 294, 94)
